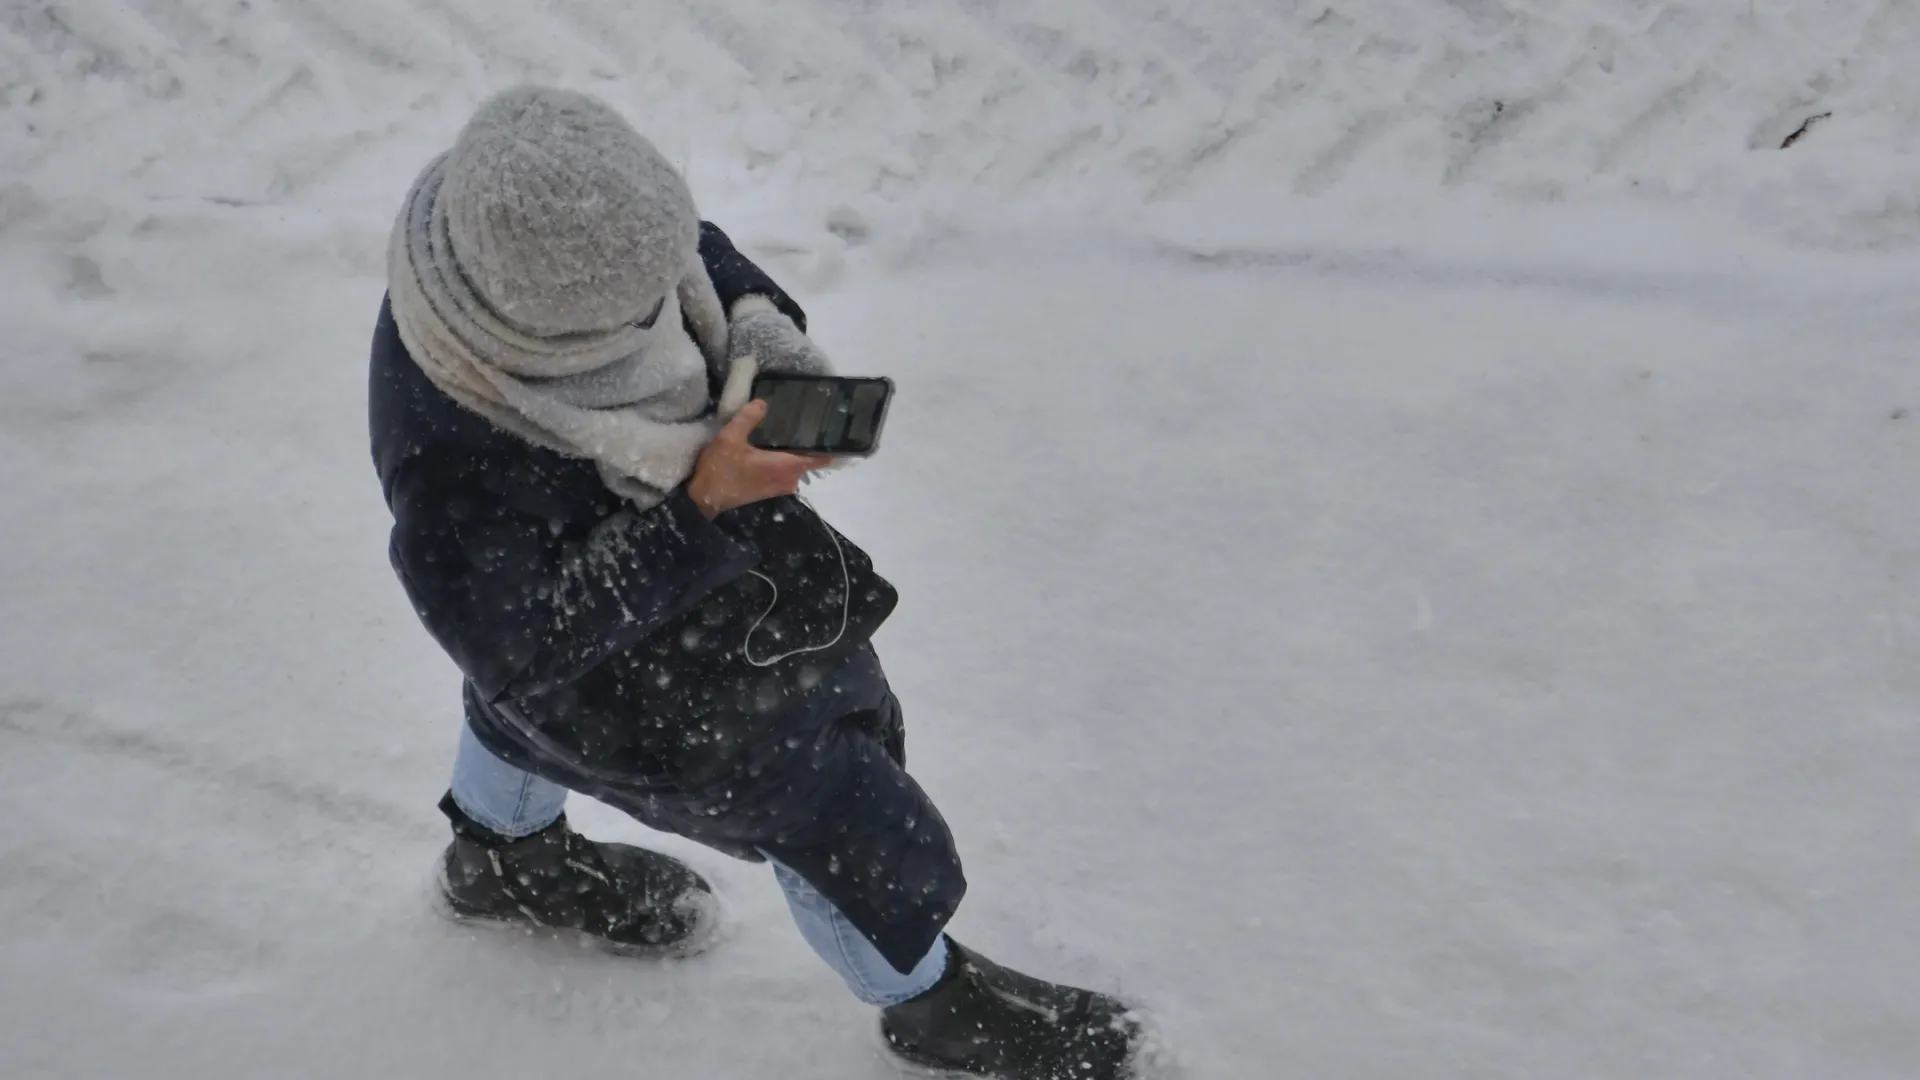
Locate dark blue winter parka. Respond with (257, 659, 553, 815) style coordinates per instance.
(369, 223, 963, 972)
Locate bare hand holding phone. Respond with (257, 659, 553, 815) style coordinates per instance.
(686, 400, 832, 519)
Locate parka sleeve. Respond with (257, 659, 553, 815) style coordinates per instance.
(699, 221, 809, 330)
(386, 450, 757, 702)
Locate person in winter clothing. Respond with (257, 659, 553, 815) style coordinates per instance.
(368, 85, 1143, 1079)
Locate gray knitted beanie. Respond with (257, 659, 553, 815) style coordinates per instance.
(388, 85, 735, 509)
(440, 85, 698, 338)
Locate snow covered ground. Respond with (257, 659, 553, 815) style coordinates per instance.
(3, 2, 1919, 1078)
(9, 0, 1920, 252)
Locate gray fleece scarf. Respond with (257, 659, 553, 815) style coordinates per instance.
(387, 152, 733, 509)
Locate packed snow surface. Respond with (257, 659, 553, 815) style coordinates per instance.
(6, 0, 1920, 249)
(3, 2, 1919, 1079)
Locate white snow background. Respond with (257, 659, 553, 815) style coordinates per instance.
(3, 2, 1919, 1078)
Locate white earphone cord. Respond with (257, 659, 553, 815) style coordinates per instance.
(742, 503, 851, 668)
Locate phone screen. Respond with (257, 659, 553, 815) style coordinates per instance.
(749, 376, 893, 455)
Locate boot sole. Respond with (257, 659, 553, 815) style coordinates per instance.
(872, 1015, 1170, 1080)
(428, 863, 731, 961)
(871, 1023, 983, 1079)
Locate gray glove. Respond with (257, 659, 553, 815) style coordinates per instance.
(726, 295, 833, 377)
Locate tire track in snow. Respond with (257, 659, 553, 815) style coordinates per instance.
(1592, 69, 1719, 174)
(117, 0, 235, 68)
(1294, 108, 1404, 196)
(271, 0, 430, 77)
(3, 2, 139, 81)
(0, 697, 433, 840)
(408, 0, 562, 81)
(541, 0, 647, 76)
(961, 0, 1226, 195)
(3, 0, 1918, 246)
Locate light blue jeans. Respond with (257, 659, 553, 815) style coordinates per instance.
(450, 723, 948, 1006)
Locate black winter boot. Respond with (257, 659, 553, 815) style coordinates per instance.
(880, 941, 1144, 1079)
(435, 792, 719, 955)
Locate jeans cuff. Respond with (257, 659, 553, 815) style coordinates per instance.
(866, 934, 949, 1007)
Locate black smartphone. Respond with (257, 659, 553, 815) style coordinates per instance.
(748, 374, 894, 456)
